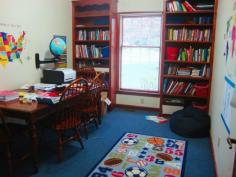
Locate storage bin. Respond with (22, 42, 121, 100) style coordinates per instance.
(192, 103, 208, 112)
(166, 47, 179, 61)
(194, 84, 209, 98)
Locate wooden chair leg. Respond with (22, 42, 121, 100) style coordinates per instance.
(56, 133, 63, 162)
(83, 123, 88, 139)
(76, 128, 84, 149)
(5, 143, 13, 177)
(94, 112, 99, 129)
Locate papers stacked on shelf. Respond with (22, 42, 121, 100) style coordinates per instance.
(0, 90, 18, 102)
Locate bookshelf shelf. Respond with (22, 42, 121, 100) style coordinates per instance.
(76, 40, 110, 43)
(72, 0, 117, 109)
(76, 11, 109, 18)
(164, 60, 210, 65)
(164, 94, 207, 99)
(166, 24, 213, 27)
(75, 25, 109, 29)
(74, 0, 110, 6)
(160, 0, 218, 114)
(163, 75, 209, 81)
(166, 10, 214, 15)
(76, 57, 109, 61)
(165, 40, 212, 44)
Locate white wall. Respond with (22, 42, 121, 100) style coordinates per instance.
(209, 0, 236, 177)
(0, 0, 72, 90)
(116, 94, 159, 108)
(118, 0, 163, 12)
(116, 0, 163, 109)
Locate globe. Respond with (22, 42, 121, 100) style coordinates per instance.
(49, 37, 66, 58)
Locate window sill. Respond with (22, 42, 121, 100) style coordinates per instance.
(116, 90, 160, 97)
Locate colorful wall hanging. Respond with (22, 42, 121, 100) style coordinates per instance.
(0, 23, 29, 67)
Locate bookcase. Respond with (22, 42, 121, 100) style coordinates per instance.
(72, 0, 117, 107)
(160, 0, 218, 114)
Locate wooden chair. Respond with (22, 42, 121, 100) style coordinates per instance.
(77, 66, 97, 81)
(49, 78, 88, 161)
(0, 110, 13, 177)
(80, 76, 103, 139)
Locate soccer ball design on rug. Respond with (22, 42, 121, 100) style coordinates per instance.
(87, 133, 187, 177)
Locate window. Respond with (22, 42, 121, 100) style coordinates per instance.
(119, 14, 162, 92)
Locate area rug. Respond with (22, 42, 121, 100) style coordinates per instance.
(87, 133, 187, 177)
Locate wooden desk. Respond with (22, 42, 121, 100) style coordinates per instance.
(0, 100, 55, 173)
(0, 92, 102, 173)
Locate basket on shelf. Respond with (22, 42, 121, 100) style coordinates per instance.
(194, 83, 209, 98)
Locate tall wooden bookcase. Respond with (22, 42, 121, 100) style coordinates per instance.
(160, 0, 218, 114)
(72, 0, 118, 107)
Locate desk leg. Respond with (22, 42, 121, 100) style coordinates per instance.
(98, 95, 102, 125)
(27, 114, 39, 173)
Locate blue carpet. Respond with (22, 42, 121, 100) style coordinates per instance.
(0, 108, 215, 177)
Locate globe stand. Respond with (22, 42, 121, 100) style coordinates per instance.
(35, 53, 59, 69)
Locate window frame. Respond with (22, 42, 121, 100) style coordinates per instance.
(118, 12, 163, 95)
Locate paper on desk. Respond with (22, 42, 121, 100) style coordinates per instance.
(20, 84, 32, 90)
(23, 93, 38, 101)
(34, 83, 56, 91)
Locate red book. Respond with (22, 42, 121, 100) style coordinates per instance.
(0, 90, 17, 96)
(183, 1, 196, 12)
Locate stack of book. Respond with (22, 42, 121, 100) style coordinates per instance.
(167, 1, 196, 12)
(166, 65, 210, 78)
(167, 28, 211, 42)
(0, 90, 18, 102)
(176, 67, 192, 76)
(191, 68, 201, 77)
(196, 3, 214, 10)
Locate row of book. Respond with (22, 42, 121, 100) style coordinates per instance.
(75, 45, 109, 58)
(193, 16, 213, 25)
(166, 65, 210, 77)
(175, 47, 210, 62)
(77, 60, 109, 68)
(167, 28, 211, 42)
(166, 16, 213, 25)
(78, 30, 110, 41)
(163, 80, 197, 96)
(167, 1, 196, 12)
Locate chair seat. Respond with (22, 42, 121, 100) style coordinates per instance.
(53, 118, 82, 131)
(82, 107, 97, 113)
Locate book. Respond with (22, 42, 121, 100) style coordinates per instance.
(183, 1, 196, 12)
(145, 115, 168, 124)
(0, 90, 18, 102)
